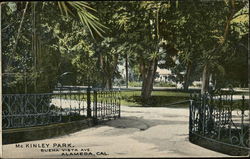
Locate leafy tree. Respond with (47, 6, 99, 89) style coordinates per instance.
(105, 1, 175, 99)
(1, 1, 106, 93)
(2, 1, 248, 96)
(174, 0, 248, 93)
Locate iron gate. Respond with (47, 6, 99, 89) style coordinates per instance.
(2, 87, 121, 129)
(189, 90, 249, 153)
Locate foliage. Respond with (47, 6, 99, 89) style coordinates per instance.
(2, 2, 62, 93)
(128, 82, 142, 87)
(154, 82, 176, 87)
(120, 91, 189, 107)
(2, 1, 248, 95)
(2, 2, 106, 93)
(57, 1, 107, 38)
(171, 0, 249, 91)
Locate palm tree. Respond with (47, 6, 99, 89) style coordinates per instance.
(9, 1, 107, 56)
(57, 1, 107, 38)
(1, 2, 107, 93)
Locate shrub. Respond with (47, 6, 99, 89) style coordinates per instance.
(154, 82, 176, 87)
(128, 81, 142, 87)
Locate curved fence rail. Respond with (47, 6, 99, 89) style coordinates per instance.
(189, 91, 249, 155)
(2, 88, 121, 129)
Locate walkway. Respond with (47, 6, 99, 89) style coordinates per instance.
(2, 106, 228, 158)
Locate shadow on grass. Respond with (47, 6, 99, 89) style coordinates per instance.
(122, 95, 190, 108)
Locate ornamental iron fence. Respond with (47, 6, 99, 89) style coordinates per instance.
(93, 89, 121, 122)
(189, 90, 249, 150)
(2, 87, 121, 129)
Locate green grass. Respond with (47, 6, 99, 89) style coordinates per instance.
(128, 81, 177, 87)
(120, 91, 190, 107)
(154, 82, 176, 87)
(233, 91, 249, 95)
(128, 82, 142, 87)
(212, 99, 249, 111)
(54, 90, 248, 109)
(218, 90, 249, 95)
(55, 91, 190, 108)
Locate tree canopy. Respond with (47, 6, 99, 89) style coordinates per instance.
(1, 1, 249, 97)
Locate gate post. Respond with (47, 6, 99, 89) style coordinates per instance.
(87, 86, 91, 118)
(93, 90, 98, 124)
(118, 90, 121, 118)
(189, 98, 193, 134)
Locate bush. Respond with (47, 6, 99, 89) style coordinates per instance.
(120, 91, 190, 107)
(154, 82, 176, 87)
(128, 81, 142, 87)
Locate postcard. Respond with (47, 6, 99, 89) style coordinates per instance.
(1, 1, 249, 158)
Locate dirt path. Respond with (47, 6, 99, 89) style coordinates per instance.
(2, 106, 228, 158)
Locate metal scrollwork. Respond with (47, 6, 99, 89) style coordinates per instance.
(92, 89, 121, 120)
(2, 88, 121, 129)
(189, 89, 249, 149)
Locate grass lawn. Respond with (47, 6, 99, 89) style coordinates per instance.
(120, 91, 190, 108)
(233, 91, 249, 95)
(55, 89, 248, 108)
(54, 90, 190, 108)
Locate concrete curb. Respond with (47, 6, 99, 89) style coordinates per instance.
(3, 119, 94, 145)
(189, 132, 250, 156)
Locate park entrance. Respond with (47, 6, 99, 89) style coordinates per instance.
(1, 1, 249, 157)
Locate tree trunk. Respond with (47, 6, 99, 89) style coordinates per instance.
(32, 2, 37, 93)
(201, 64, 210, 94)
(248, 48, 250, 90)
(99, 53, 106, 88)
(125, 54, 128, 88)
(7, 2, 28, 68)
(139, 60, 146, 81)
(105, 78, 112, 89)
(0, 3, 2, 98)
(183, 62, 192, 91)
(12, 2, 29, 56)
(104, 54, 118, 90)
(141, 58, 158, 100)
(5, 2, 29, 86)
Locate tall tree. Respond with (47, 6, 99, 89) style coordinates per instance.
(2, 2, 106, 93)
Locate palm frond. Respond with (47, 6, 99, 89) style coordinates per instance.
(72, 1, 96, 12)
(149, 51, 161, 60)
(57, 2, 74, 17)
(57, 1, 108, 38)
